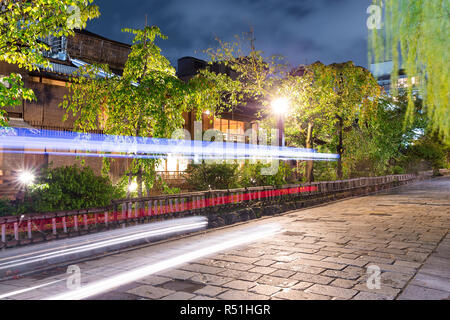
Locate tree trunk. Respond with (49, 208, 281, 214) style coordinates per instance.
(126, 173, 131, 198)
(336, 116, 344, 179)
(137, 167, 143, 198)
(305, 121, 314, 182)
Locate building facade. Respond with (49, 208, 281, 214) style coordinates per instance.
(0, 31, 262, 199)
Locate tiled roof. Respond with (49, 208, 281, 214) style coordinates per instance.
(41, 61, 79, 76)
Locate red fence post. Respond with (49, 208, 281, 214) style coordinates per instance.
(2, 223, 6, 243)
(27, 219, 32, 239)
(62, 216, 67, 233)
(52, 218, 57, 236)
(14, 222, 18, 241)
(104, 211, 109, 227)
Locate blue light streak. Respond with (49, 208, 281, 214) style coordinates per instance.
(0, 127, 339, 161)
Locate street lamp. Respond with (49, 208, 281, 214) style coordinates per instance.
(271, 98, 289, 147)
(18, 170, 35, 187)
(128, 181, 138, 193)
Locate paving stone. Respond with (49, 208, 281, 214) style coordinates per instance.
(190, 295, 218, 300)
(271, 262, 325, 274)
(331, 278, 356, 289)
(322, 268, 363, 280)
(353, 291, 393, 300)
(180, 264, 224, 275)
(291, 282, 314, 290)
(374, 263, 417, 275)
(214, 254, 259, 264)
(218, 270, 263, 282)
(193, 285, 227, 297)
(262, 255, 297, 263)
(292, 252, 327, 261)
(249, 284, 282, 296)
(324, 256, 368, 267)
(398, 284, 450, 300)
(158, 269, 196, 281)
(273, 288, 330, 300)
(161, 292, 195, 300)
(352, 283, 400, 298)
(393, 260, 423, 269)
(305, 284, 358, 299)
(357, 255, 395, 265)
(189, 273, 233, 286)
(253, 259, 276, 267)
(217, 290, 268, 300)
(248, 266, 276, 275)
(227, 263, 254, 271)
(409, 272, 450, 292)
(340, 253, 360, 260)
(223, 280, 256, 291)
(126, 285, 175, 299)
(137, 275, 171, 286)
(295, 258, 346, 270)
(270, 269, 297, 278)
(292, 272, 334, 285)
(256, 275, 298, 288)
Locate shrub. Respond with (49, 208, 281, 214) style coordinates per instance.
(239, 161, 293, 187)
(18, 165, 125, 214)
(0, 198, 15, 216)
(184, 162, 240, 190)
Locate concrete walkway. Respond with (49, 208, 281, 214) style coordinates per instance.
(0, 177, 449, 300)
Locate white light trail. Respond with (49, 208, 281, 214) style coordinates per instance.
(0, 279, 65, 300)
(44, 224, 281, 300)
(0, 217, 207, 272)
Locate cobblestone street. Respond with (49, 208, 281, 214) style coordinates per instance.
(1, 177, 449, 300)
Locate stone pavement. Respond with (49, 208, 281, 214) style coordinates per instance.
(1, 177, 449, 300)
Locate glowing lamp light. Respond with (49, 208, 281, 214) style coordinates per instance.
(18, 171, 35, 186)
(128, 182, 138, 192)
(272, 98, 290, 115)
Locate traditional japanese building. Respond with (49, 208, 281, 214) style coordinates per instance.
(0, 30, 263, 199)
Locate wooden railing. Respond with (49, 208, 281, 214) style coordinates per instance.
(0, 174, 417, 248)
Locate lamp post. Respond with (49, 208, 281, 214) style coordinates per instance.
(271, 98, 289, 148)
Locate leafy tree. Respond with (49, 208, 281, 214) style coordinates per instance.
(0, 0, 99, 125)
(402, 133, 449, 176)
(63, 25, 232, 197)
(279, 65, 336, 182)
(203, 32, 289, 105)
(281, 62, 382, 179)
(369, 0, 449, 144)
(343, 91, 426, 177)
(18, 165, 124, 214)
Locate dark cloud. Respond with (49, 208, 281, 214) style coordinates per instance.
(87, 0, 373, 69)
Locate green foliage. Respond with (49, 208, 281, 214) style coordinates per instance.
(63, 25, 233, 196)
(278, 61, 382, 179)
(18, 165, 124, 214)
(342, 91, 426, 177)
(0, 73, 35, 126)
(369, 0, 450, 144)
(402, 134, 449, 175)
(203, 33, 289, 110)
(0, 0, 99, 125)
(239, 161, 293, 187)
(184, 160, 294, 191)
(0, 198, 15, 216)
(184, 162, 240, 191)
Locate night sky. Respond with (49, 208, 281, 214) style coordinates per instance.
(87, 0, 373, 70)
